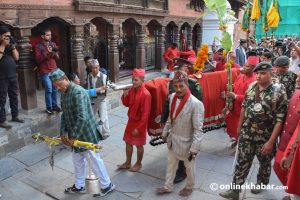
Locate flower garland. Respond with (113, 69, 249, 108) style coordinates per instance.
(194, 44, 209, 72)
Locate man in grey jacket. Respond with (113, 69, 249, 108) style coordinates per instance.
(156, 71, 204, 197)
(235, 39, 248, 67)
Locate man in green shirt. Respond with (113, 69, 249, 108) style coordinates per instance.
(49, 69, 114, 197)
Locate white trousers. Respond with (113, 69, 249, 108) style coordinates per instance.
(164, 149, 195, 190)
(72, 150, 110, 189)
(96, 100, 110, 135)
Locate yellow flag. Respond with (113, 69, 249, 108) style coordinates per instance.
(267, 0, 280, 28)
(251, 0, 261, 21)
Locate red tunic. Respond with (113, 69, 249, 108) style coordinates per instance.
(122, 83, 151, 146)
(284, 121, 300, 196)
(273, 90, 300, 185)
(216, 61, 240, 71)
(163, 47, 180, 71)
(225, 73, 256, 139)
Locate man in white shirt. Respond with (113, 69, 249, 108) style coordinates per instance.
(289, 41, 300, 74)
(87, 59, 110, 136)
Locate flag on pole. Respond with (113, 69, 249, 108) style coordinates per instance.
(263, 0, 270, 33)
(242, 0, 251, 33)
(251, 0, 261, 21)
(267, 0, 281, 31)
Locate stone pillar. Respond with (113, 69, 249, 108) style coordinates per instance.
(70, 25, 85, 85)
(174, 27, 180, 46)
(15, 28, 37, 110)
(196, 27, 202, 50)
(156, 26, 165, 70)
(108, 24, 119, 82)
(135, 25, 146, 69)
(187, 27, 192, 46)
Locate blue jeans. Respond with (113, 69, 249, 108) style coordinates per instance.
(40, 74, 58, 110)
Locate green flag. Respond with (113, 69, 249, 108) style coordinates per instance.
(242, 0, 250, 32)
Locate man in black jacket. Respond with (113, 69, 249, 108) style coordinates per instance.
(0, 26, 24, 129)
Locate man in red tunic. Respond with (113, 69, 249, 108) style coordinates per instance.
(273, 72, 300, 200)
(280, 120, 300, 200)
(216, 50, 241, 71)
(163, 43, 180, 72)
(117, 68, 152, 172)
(224, 56, 259, 146)
(180, 45, 196, 64)
(274, 72, 300, 186)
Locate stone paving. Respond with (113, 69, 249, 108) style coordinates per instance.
(0, 105, 287, 200)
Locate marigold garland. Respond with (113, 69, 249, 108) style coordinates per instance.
(194, 44, 209, 72)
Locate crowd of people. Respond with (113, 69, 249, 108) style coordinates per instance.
(1, 23, 300, 199)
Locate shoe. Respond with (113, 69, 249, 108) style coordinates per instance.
(94, 183, 115, 197)
(219, 189, 239, 200)
(46, 109, 53, 115)
(12, 117, 24, 123)
(0, 122, 12, 129)
(64, 184, 85, 193)
(173, 174, 187, 184)
(251, 184, 263, 194)
(52, 106, 62, 112)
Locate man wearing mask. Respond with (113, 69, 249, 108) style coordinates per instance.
(0, 26, 24, 129)
(35, 27, 61, 115)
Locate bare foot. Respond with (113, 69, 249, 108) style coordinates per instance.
(117, 162, 131, 170)
(282, 196, 291, 200)
(156, 186, 172, 194)
(179, 188, 193, 196)
(128, 164, 142, 172)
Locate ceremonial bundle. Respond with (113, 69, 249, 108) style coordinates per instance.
(32, 133, 102, 152)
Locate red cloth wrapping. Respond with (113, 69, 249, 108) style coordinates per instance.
(145, 78, 170, 136)
(122, 84, 152, 146)
(145, 69, 240, 136)
(191, 68, 240, 126)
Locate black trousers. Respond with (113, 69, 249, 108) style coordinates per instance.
(0, 77, 19, 122)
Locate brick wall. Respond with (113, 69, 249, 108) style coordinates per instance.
(169, 0, 200, 18)
(1, 0, 72, 6)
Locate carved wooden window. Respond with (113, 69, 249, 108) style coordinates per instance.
(190, 0, 204, 12)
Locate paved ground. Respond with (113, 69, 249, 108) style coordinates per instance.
(0, 105, 287, 200)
